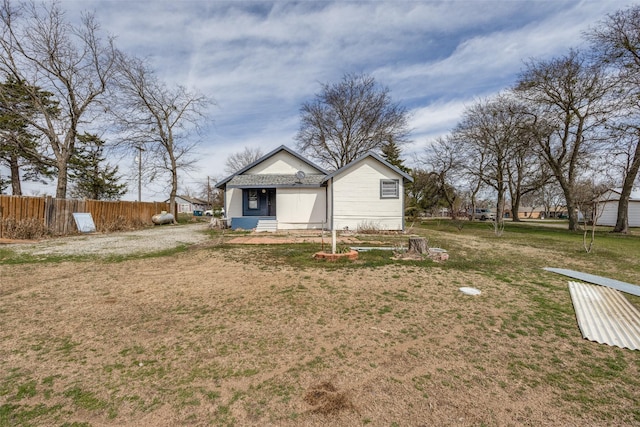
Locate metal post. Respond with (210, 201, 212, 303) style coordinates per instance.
(137, 146, 144, 202)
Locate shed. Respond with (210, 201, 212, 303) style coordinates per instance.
(595, 189, 640, 227)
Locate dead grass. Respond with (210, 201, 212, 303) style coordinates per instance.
(97, 215, 146, 233)
(1, 222, 640, 426)
(0, 217, 48, 240)
(303, 381, 355, 415)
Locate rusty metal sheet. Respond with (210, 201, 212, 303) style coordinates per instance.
(568, 281, 640, 351)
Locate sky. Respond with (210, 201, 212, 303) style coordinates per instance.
(16, 0, 635, 201)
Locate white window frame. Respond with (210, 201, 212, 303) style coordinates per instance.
(380, 179, 399, 199)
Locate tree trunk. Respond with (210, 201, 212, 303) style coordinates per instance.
(613, 138, 640, 233)
(408, 236, 428, 254)
(511, 193, 522, 222)
(614, 188, 631, 234)
(567, 199, 579, 231)
(9, 154, 22, 196)
(168, 136, 178, 224)
(557, 177, 580, 231)
(56, 162, 68, 199)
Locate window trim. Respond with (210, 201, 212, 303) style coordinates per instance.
(380, 179, 400, 199)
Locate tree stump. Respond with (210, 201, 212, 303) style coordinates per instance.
(408, 236, 428, 254)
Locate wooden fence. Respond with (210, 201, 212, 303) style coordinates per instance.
(0, 195, 171, 238)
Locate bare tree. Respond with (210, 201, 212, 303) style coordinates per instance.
(0, 0, 117, 198)
(587, 5, 640, 233)
(422, 136, 463, 219)
(224, 146, 263, 175)
(452, 94, 536, 228)
(113, 53, 211, 219)
(573, 179, 609, 252)
(503, 98, 553, 222)
(296, 72, 410, 170)
(515, 50, 617, 231)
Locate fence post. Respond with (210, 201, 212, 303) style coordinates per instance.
(44, 196, 53, 233)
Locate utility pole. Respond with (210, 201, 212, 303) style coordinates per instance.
(137, 146, 145, 202)
(207, 176, 212, 208)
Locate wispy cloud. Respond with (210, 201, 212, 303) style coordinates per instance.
(25, 0, 624, 200)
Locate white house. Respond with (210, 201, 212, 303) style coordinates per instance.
(173, 195, 209, 214)
(215, 145, 413, 232)
(595, 188, 640, 227)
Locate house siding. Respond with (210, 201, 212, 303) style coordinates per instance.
(331, 157, 404, 231)
(276, 188, 326, 229)
(596, 189, 640, 227)
(245, 151, 324, 175)
(597, 201, 640, 227)
(597, 200, 619, 227)
(226, 188, 243, 219)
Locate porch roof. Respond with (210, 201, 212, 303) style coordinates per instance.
(226, 174, 327, 188)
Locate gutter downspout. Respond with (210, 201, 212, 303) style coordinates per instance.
(328, 178, 333, 231)
(401, 179, 405, 231)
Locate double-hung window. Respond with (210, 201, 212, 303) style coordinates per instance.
(380, 179, 399, 199)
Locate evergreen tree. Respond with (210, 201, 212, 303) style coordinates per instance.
(0, 77, 56, 194)
(68, 133, 127, 200)
(381, 140, 411, 174)
(0, 173, 8, 194)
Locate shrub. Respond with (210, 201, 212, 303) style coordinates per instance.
(98, 216, 148, 233)
(0, 217, 48, 240)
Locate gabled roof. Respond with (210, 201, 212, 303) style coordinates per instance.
(215, 145, 328, 189)
(322, 151, 413, 183)
(175, 195, 208, 205)
(597, 188, 640, 202)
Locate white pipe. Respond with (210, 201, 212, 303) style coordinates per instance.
(332, 229, 337, 254)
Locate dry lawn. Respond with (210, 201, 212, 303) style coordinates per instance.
(1, 224, 639, 426)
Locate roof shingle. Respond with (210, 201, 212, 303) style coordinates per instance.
(226, 174, 326, 188)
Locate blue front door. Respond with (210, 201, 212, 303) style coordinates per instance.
(243, 189, 276, 217)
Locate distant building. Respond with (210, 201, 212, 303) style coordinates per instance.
(595, 189, 640, 227)
(517, 206, 567, 219)
(172, 195, 209, 214)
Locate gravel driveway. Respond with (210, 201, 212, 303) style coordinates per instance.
(7, 223, 211, 257)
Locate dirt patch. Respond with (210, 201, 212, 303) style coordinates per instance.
(313, 250, 359, 261)
(226, 232, 360, 245)
(5, 223, 210, 256)
(303, 381, 355, 414)
(1, 226, 639, 426)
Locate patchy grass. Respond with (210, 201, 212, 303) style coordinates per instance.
(1, 220, 639, 425)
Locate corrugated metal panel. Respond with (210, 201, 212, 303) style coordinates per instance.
(568, 281, 640, 350)
(544, 267, 640, 297)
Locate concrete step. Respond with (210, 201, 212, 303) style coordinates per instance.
(255, 219, 277, 233)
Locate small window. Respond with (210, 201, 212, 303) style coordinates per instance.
(248, 189, 259, 209)
(380, 179, 399, 199)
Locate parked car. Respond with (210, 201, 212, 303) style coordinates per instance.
(468, 208, 495, 221)
(204, 210, 213, 216)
